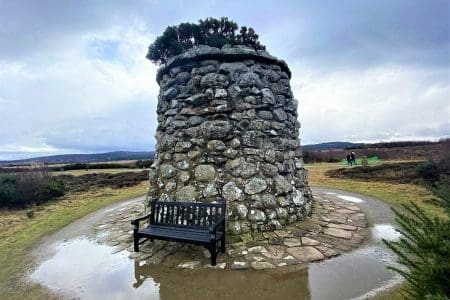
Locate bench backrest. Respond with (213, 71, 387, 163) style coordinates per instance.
(149, 200, 226, 230)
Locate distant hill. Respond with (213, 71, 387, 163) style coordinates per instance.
(302, 142, 363, 151)
(0, 151, 155, 165)
(301, 139, 448, 163)
(3, 139, 446, 165)
(346, 140, 436, 149)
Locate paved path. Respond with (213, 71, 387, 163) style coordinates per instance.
(89, 188, 371, 270)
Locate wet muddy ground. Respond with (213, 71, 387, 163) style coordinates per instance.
(29, 188, 402, 300)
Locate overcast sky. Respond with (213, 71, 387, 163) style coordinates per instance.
(0, 0, 449, 160)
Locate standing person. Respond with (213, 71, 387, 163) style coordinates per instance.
(346, 154, 352, 166)
(351, 151, 356, 165)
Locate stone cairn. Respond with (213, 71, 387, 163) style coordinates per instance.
(148, 45, 313, 236)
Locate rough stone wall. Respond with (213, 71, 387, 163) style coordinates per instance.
(148, 45, 313, 234)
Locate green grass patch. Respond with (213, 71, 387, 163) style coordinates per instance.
(340, 155, 380, 166)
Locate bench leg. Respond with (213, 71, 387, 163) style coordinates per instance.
(209, 243, 217, 266)
(134, 234, 139, 252)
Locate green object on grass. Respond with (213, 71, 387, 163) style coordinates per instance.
(342, 156, 379, 166)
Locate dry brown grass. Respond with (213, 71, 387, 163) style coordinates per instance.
(0, 182, 148, 299)
(306, 162, 445, 218)
(51, 168, 147, 176)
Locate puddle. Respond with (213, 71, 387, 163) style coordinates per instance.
(372, 224, 401, 241)
(31, 238, 159, 300)
(30, 236, 399, 300)
(104, 198, 142, 213)
(309, 246, 398, 300)
(325, 192, 364, 204)
(337, 195, 364, 203)
(29, 189, 402, 299)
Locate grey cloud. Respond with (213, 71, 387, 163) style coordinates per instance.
(0, 0, 151, 60)
(0, 0, 449, 159)
(43, 98, 156, 152)
(3, 0, 448, 69)
(417, 122, 450, 138)
(279, 1, 450, 71)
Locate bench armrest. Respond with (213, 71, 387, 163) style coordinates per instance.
(216, 215, 225, 229)
(209, 215, 226, 235)
(131, 213, 152, 228)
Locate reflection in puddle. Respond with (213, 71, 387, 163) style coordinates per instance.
(337, 195, 364, 203)
(31, 238, 159, 300)
(309, 246, 396, 300)
(135, 261, 311, 300)
(372, 224, 401, 241)
(31, 236, 398, 300)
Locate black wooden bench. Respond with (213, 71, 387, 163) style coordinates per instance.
(131, 199, 226, 266)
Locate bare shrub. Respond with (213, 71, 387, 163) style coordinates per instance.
(0, 165, 65, 208)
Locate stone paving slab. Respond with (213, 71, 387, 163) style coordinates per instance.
(92, 190, 369, 270)
(286, 246, 325, 262)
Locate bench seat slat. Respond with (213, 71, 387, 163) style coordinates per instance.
(139, 226, 223, 243)
(144, 225, 214, 234)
